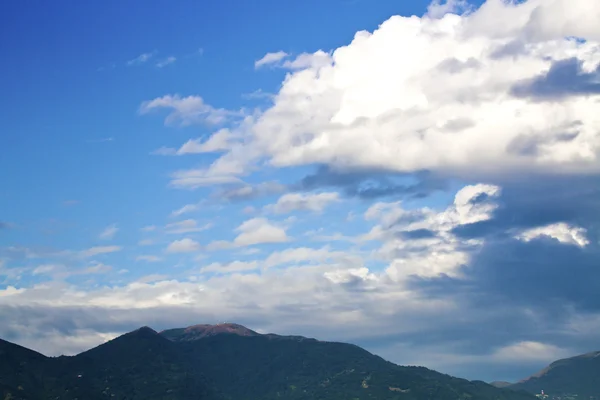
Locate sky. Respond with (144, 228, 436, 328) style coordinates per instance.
(1, 0, 600, 383)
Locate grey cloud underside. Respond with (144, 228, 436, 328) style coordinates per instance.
(413, 175, 600, 319)
(511, 58, 600, 100)
(297, 166, 449, 199)
(452, 175, 600, 238)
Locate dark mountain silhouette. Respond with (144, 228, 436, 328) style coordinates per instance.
(0, 327, 217, 400)
(1, 323, 536, 400)
(509, 350, 600, 397)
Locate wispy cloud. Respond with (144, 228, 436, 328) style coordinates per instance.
(171, 204, 200, 217)
(136, 255, 163, 262)
(126, 50, 157, 66)
(254, 51, 289, 69)
(166, 238, 200, 253)
(87, 137, 114, 143)
(156, 56, 176, 68)
(139, 94, 242, 126)
(96, 63, 116, 72)
(79, 246, 122, 258)
(165, 219, 212, 234)
(99, 224, 119, 240)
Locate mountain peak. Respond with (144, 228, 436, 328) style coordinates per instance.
(133, 326, 158, 335)
(160, 322, 259, 341)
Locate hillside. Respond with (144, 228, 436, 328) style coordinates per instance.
(161, 323, 534, 400)
(509, 351, 600, 397)
(0, 328, 218, 400)
(0, 323, 536, 400)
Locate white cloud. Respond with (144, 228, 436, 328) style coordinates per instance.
(156, 56, 176, 68)
(166, 238, 200, 253)
(205, 240, 234, 251)
(127, 51, 157, 66)
(83, 261, 112, 275)
(185, 0, 600, 183)
(80, 246, 122, 258)
(362, 184, 501, 280)
(169, 166, 243, 189)
(517, 222, 589, 247)
(266, 192, 341, 214)
(139, 95, 240, 126)
(263, 246, 357, 269)
(141, 225, 157, 232)
(491, 341, 571, 363)
(234, 218, 290, 246)
(426, 0, 471, 18)
(138, 239, 155, 246)
(99, 224, 118, 240)
(171, 204, 199, 217)
(201, 260, 259, 274)
(254, 51, 289, 69)
(165, 219, 212, 234)
(32, 264, 61, 275)
(136, 255, 163, 262)
(324, 267, 377, 285)
(176, 128, 236, 154)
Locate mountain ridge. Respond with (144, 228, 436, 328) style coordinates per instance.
(508, 349, 600, 397)
(1, 323, 537, 400)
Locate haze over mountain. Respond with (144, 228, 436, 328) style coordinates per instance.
(0, 323, 536, 400)
(2, 0, 600, 384)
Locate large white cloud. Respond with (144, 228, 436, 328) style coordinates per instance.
(158, 0, 600, 188)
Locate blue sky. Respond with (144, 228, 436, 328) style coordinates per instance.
(2, 0, 600, 384)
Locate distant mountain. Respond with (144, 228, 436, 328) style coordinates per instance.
(1, 323, 536, 400)
(509, 350, 600, 397)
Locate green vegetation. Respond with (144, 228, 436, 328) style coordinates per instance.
(509, 351, 600, 398)
(1, 324, 536, 400)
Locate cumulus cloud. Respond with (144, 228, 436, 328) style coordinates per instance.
(166, 238, 200, 253)
(517, 222, 589, 247)
(266, 192, 340, 214)
(171, 0, 600, 185)
(98, 224, 118, 240)
(361, 183, 502, 280)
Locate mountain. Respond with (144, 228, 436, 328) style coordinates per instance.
(490, 382, 512, 388)
(1, 323, 536, 400)
(0, 328, 218, 400)
(161, 326, 535, 400)
(509, 350, 600, 397)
